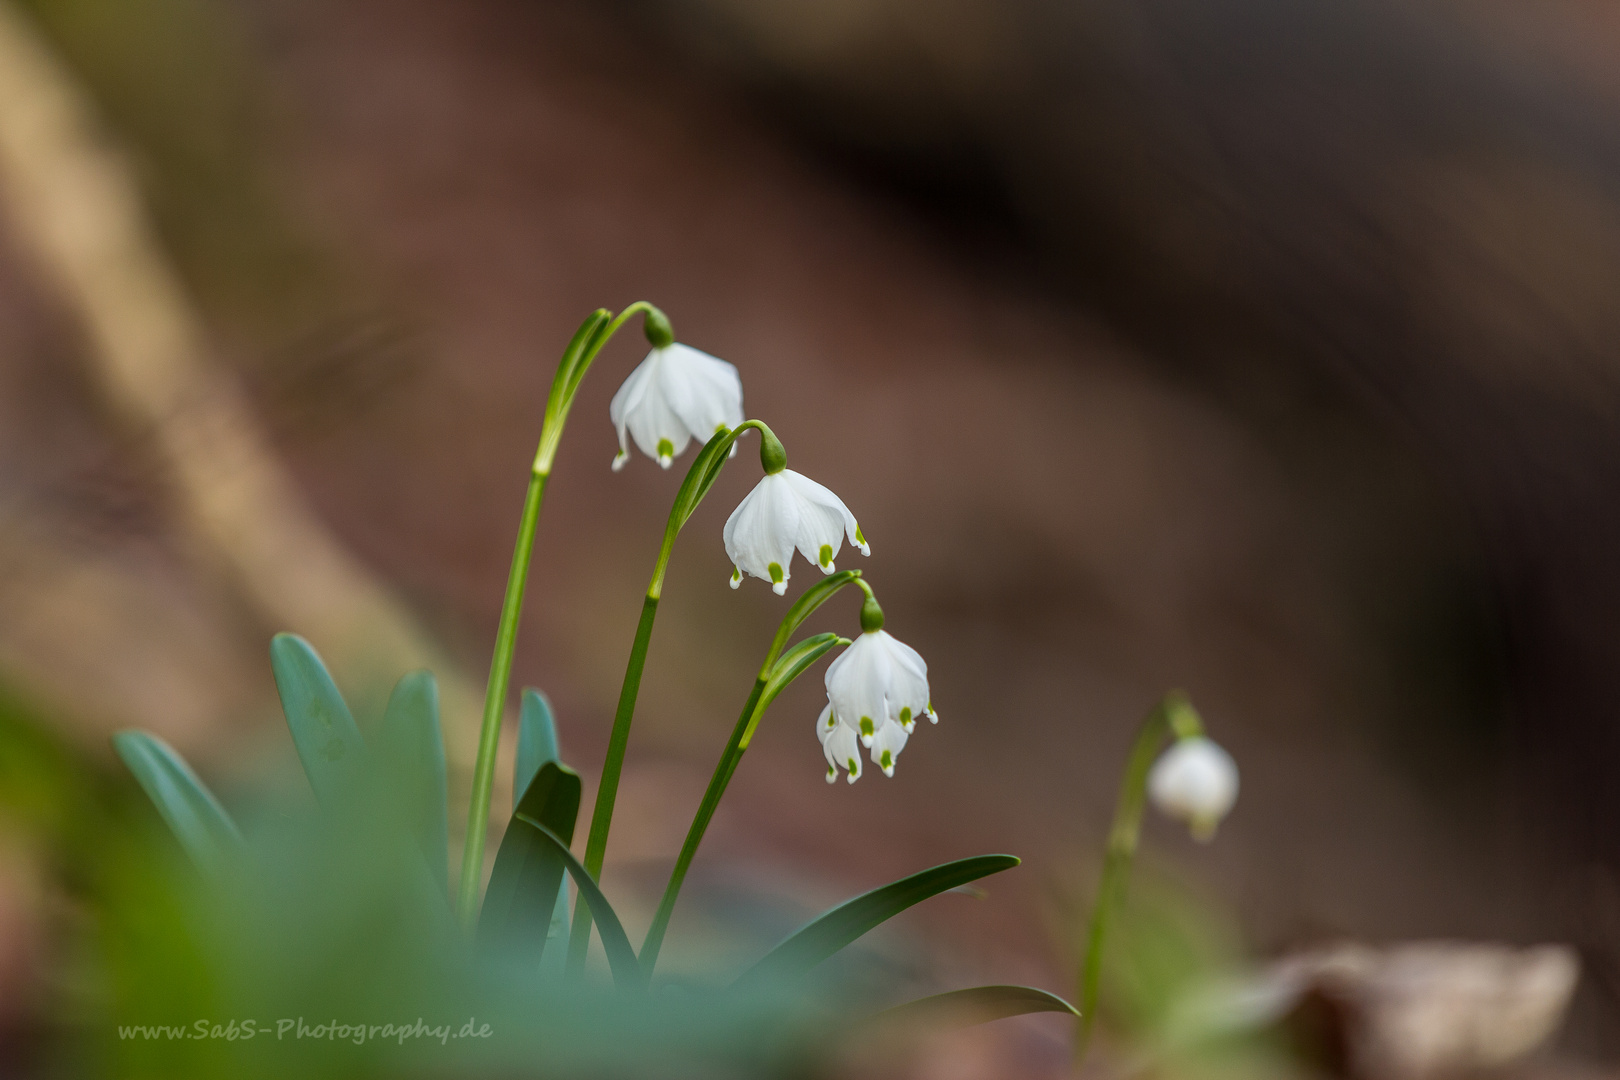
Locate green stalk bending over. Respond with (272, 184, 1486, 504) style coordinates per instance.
(563, 418, 787, 975)
(637, 572, 870, 978)
(456, 302, 667, 928)
(1073, 690, 1205, 1065)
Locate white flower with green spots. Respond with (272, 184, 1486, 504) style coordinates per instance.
(1148, 736, 1239, 841)
(609, 342, 743, 470)
(818, 627, 934, 781)
(723, 469, 868, 595)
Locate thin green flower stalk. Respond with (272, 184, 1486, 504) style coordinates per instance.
(457, 301, 667, 928)
(638, 571, 868, 978)
(1073, 690, 1212, 1065)
(565, 418, 785, 976)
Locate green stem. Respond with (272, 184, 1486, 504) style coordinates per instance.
(1074, 691, 1203, 1065)
(638, 571, 865, 979)
(456, 304, 656, 929)
(457, 470, 547, 923)
(637, 679, 764, 977)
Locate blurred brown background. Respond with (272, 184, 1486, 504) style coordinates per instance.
(2, 0, 1620, 1073)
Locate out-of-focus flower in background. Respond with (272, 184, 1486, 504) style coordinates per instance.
(1148, 736, 1239, 841)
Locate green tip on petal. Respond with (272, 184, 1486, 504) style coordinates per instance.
(643, 305, 675, 349)
(880, 750, 893, 770)
(899, 706, 912, 725)
(656, 437, 675, 467)
(860, 717, 875, 738)
(819, 543, 834, 569)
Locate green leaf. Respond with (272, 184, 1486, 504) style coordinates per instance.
(478, 761, 581, 963)
(740, 633, 842, 747)
(671, 427, 735, 530)
(269, 633, 369, 808)
(519, 819, 643, 991)
(514, 688, 560, 801)
(871, 985, 1079, 1030)
(735, 855, 1020, 988)
(112, 730, 241, 875)
(378, 670, 448, 894)
(768, 570, 861, 659)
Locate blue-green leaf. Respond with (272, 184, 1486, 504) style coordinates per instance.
(514, 688, 560, 802)
(872, 985, 1079, 1029)
(478, 761, 580, 963)
(378, 670, 448, 894)
(519, 820, 642, 991)
(112, 730, 241, 875)
(735, 855, 1019, 988)
(269, 633, 368, 808)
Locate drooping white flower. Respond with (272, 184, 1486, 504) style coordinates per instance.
(819, 626, 934, 780)
(816, 701, 862, 784)
(1148, 736, 1239, 841)
(723, 469, 868, 595)
(609, 343, 743, 470)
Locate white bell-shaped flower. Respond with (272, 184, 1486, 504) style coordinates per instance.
(824, 608, 933, 748)
(1148, 736, 1239, 841)
(609, 342, 743, 470)
(816, 701, 862, 784)
(724, 469, 868, 595)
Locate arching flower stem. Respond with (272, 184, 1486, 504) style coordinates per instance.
(637, 570, 866, 980)
(1074, 690, 1204, 1064)
(564, 418, 782, 976)
(457, 302, 665, 929)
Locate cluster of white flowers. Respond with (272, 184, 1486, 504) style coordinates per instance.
(816, 624, 935, 783)
(607, 325, 1242, 813)
(609, 331, 931, 783)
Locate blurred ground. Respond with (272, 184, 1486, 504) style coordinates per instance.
(2, 0, 1620, 1074)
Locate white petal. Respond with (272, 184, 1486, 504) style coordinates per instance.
(657, 344, 743, 443)
(722, 474, 799, 591)
(874, 630, 931, 727)
(814, 700, 838, 746)
(781, 469, 866, 565)
(822, 722, 862, 784)
(869, 719, 910, 777)
(619, 349, 695, 465)
(825, 632, 894, 747)
(608, 351, 658, 463)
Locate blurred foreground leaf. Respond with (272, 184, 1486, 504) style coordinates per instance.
(111, 730, 240, 874)
(515, 688, 560, 798)
(379, 669, 449, 893)
(269, 633, 369, 807)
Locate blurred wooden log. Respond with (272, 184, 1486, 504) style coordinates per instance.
(0, 0, 488, 799)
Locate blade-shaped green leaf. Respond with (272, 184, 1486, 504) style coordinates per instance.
(378, 670, 448, 894)
(514, 688, 560, 802)
(478, 761, 581, 962)
(520, 820, 642, 991)
(113, 730, 241, 874)
(735, 855, 1019, 989)
(269, 633, 368, 808)
(871, 985, 1078, 1030)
